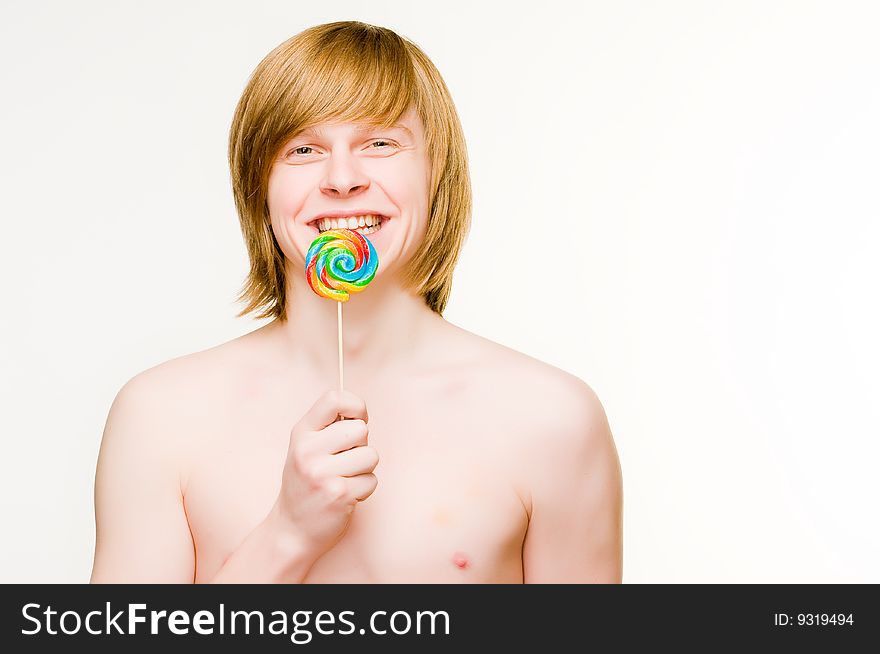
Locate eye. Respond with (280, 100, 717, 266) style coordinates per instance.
(369, 140, 396, 149)
(291, 146, 315, 156)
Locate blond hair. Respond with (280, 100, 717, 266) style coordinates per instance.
(228, 21, 472, 321)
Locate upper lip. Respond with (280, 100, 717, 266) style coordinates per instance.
(308, 209, 390, 225)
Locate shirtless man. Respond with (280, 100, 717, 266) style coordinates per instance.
(89, 21, 623, 584)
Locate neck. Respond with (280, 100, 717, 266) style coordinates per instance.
(267, 267, 441, 388)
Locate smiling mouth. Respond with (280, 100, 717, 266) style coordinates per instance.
(309, 215, 387, 237)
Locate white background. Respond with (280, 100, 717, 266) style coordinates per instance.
(1, 0, 877, 583)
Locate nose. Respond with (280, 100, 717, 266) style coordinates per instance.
(320, 150, 370, 198)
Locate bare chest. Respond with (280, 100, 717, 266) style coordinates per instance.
(182, 381, 529, 583)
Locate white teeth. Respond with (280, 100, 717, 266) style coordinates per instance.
(353, 220, 383, 236)
(316, 215, 385, 233)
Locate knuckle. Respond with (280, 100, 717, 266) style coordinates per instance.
(323, 478, 347, 502)
(293, 453, 323, 486)
(363, 446, 379, 467)
(290, 444, 312, 471)
(351, 419, 368, 438)
(303, 465, 324, 490)
(321, 389, 341, 411)
(342, 391, 367, 417)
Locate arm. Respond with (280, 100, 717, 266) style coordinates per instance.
(91, 370, 328, 584)
(90, 372, 196, 583)
(522, 378, 623, 583)
(206, 504, 323, 584)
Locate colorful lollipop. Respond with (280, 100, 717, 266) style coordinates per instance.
(305, 228, 379, 391)
(305, 228, 377, 302)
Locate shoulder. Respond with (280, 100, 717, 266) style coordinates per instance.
(113, 345, 227, 422)
(102, 327, 266, 472)
(114, 325, 269, 413)
(438, 320, 620, 493)
(102, 349, 216, 468)
(440, 320, 612, 437)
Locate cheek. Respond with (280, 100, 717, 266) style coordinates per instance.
(265, 170, 312, 263)
(267, 168, 308, 219)
(266, 173, 286, 219)
(382, 162, 430, 214)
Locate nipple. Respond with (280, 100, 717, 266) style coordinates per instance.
(451, 551, 470, 570)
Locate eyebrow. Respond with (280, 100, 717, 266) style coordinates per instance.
(301, 123, 413, 137)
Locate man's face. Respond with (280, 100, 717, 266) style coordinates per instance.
(267, 105, 432, 282)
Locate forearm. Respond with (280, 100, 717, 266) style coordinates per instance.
(207, 506, 322, 584)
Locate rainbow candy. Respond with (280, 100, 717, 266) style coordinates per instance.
(305, 228, 378, 302)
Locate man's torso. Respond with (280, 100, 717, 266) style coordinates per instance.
(173, 322, 544, 583)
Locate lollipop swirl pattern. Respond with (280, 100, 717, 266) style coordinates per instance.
(305, 228, 378, 302)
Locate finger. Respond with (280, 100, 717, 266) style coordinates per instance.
(347, 473, 378, 501)
(324, 445, 379, 477)
(299, 389, 368, 432)
(311, 419, 369, 454)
